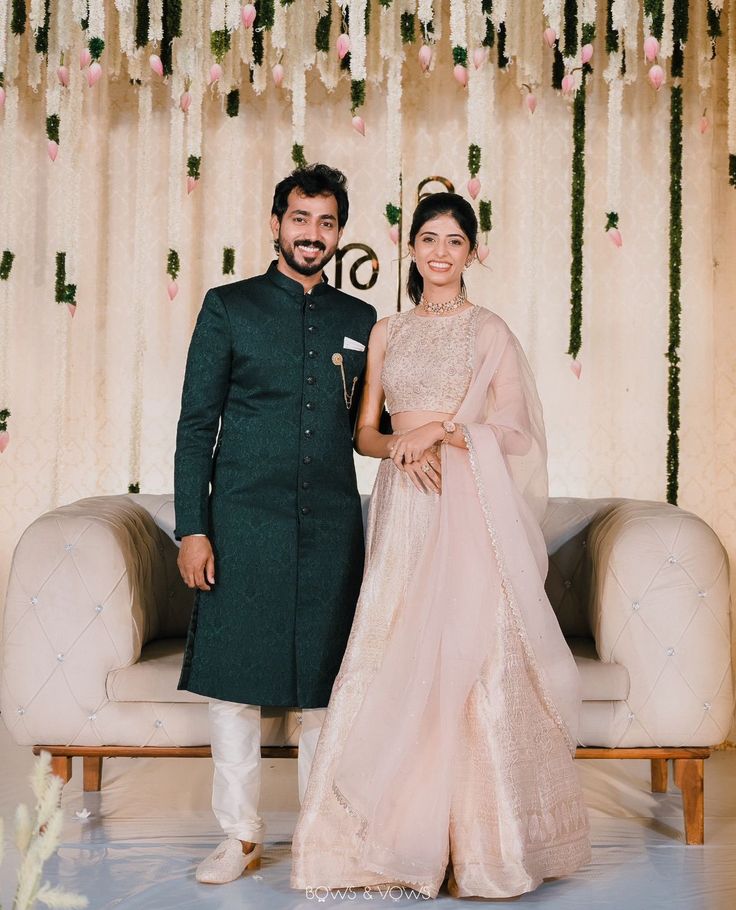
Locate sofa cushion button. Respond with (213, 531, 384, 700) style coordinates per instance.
(155, 719, 163, 728)
(31, 596, 39, 605)
(632, 601, 640, 611)
(666, 647, 675, 656)
(704, 703, 711, 711)
(563, 580, 572, 589)
(56, 653, 65, 662)
(697, 590, 707, 598)
(17, 707, 25, 715)
(95, 604, 103, 613)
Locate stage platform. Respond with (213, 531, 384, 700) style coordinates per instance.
(1, 723, 734, 909)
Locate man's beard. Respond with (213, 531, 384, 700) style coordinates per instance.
(278, 237, 336, 276)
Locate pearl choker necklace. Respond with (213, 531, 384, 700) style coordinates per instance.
(419, 287, 467, 315)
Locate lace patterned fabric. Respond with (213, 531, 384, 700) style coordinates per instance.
(381, 306, 479, 415)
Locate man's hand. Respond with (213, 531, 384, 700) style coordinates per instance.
(178, 536, 216, 591)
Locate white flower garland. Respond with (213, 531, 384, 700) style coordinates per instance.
(167, 93, 185, 258)
(0, 85, 18, 442)
(698, 0, 714, 94)
(88, 0, 106, 40)
(386, 55, 403, 217)
(623, 0, 639, 84)
(417, 0, 434, 35)
(605, 69, 623, 219)
(450, 0, 468, 51)
(28, 29, 42, 91)
(116, 1, 137, 58)
(661, 0, 675, 61)
(29, 0, 44, 34)
(729, 0, 736, 161)
(225, 0, 242, 34)
(350, 0, 368, 83)
(467, 0, 485, 48)
(519, 0, 543, 87)
(148, 1, 163, 44)
(0, 0, 7, 75)
(543, 0, 562, 40)
(380, 0, 399, 60)
(273, 0, 288, 54)
(210, 0, 227, 33)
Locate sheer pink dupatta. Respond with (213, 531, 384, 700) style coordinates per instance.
(332, 309, 581, 889)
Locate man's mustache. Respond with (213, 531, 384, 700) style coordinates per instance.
(294, 240, 326, 252)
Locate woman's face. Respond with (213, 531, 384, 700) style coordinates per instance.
(410, 213, 473, 295)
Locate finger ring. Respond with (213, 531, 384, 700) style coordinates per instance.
(421, 463, 431, 474)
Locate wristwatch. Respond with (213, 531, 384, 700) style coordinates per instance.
(441, 420, 456, 444)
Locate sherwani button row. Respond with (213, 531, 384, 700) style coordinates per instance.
(306, 376, 316, 384)
(306, 402, 315, 410)
(304, 429, 314, 438)
(301, 507, 311, 516)
(303, 456, 312, 465)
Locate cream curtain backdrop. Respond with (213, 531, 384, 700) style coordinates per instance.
(0, 5, 734, 735)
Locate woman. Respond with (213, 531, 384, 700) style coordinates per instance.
(291, 193, 590, 899)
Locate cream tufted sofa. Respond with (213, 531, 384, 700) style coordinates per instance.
(1, 493, 733, 843)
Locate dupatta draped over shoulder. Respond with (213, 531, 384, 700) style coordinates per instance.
(330, 307, 583, 889)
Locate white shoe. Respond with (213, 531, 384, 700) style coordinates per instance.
(195, 838, 262, 884)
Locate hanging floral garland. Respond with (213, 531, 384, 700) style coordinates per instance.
(729, 0, 736, 186)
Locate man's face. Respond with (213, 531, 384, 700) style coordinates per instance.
(271, 189, 342, 277)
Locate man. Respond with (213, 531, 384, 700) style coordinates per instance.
(174, 164, 376, 884)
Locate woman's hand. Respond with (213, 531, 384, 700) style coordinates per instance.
(388, 422, 444, 466)
(400, 448, 442, 494)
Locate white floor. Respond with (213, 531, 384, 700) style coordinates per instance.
(1, 723, 735, 909)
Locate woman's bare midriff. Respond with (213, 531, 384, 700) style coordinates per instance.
(390, 410, 454, 433)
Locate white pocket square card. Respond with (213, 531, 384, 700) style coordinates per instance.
(343, 336, 366, 352)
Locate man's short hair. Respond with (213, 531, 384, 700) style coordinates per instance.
(271, 163, 349, 229)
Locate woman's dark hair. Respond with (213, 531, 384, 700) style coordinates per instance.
(271, 163, 349, 229)
(406, 192, 478, 306)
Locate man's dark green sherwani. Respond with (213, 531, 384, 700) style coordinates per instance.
(174, 262, 376, 707)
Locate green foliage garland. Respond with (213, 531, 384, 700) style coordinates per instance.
(563, 0, 578, 58)
(315, 2, 332, 53)
(0, 251, 14, 280)
(385, 203, 401, 226)
(401, 12, 415, 44)
(167, 249, 180, 280)
(707, 4, 722, 40)
(55, 252, 77, 305)
(671, 0, 688, 78)
(128, 482, 140, 493)
(187, 155, 201, 179)
(292, 144, 307, 168)
(605, 0, 619, 53)
(0, 409, 9, 431)
(482, 1, 495, 48)
(34, 0, 51, 55)
(452, 46, 468, 67)
(552, 45, 564, 89)
(259, 0, 275, 29)
(468, 144, 481, 178)
(567, 76, 586, 361)
(161, 0, 183, 75)
(351, 79, 366, 112)
(211, 30, 231, 62)
(89, 38, 105, 61)
(497, 22, 508, 67)
(644, 0, 664, 42)
(605, 211, 618, 230)
(479, 200, 492, 233)
(135, 0, 150, 49)
(730, 155, 736, 188)
(253, 0, 275, 67)
(46, 114, 60, 143)
(667, 84, 683, 504)
(226, 89, 240, 117)
(11, 0, 25, 35)
(223, 247, 235, 275)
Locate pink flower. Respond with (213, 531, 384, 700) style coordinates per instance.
(57, 66, 69, 87)
(79, 48, 91, 69)
(187, 176, 198, 194)
(644, 35, 660, 63)
(467, 177, 481, 200)
(87, 61, 102, 87)
(351, 115, 365, 136)
(272, 63, 284, 87)
(581, 43, 594, 65)
(525, 92, 537, 114)
(337, 34, 351, 60)
(561, 73, 575, 95)
(418, 44, 432, 72)
(67, 303, 77, 318)
(607, 227, 623, 248)
(477, 243, 490, 263)
(180, 91, 192, 112)
(0, 86, 4, 108)
(473, 47, 487, 69)
(388, 225, 399, 245)
(453, 64, 468, 87)
(209, 63, 223, 84)
(648, 64, 664, 90)
(569, 360, 582, 379)
(168, 280, 179, 301)
(543, 27, 557, 48)
(699, 116, 709, 135)
(0, 430, 9, 454)
(242, 4, 257, 29)
(48, 140, 59, 161)
(149, 54, 164, 77)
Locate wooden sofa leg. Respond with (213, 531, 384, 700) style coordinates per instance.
(83, 756, 103, 792)
(651, 758, 669, 793)
(50, 756, 72, 783)
(673, 758, 704, 845)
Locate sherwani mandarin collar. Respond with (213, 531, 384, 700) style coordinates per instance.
(265, 260, 331, 299)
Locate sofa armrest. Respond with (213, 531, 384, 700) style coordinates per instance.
(1, 495, 173, 746)
(587, 500, 734, 747)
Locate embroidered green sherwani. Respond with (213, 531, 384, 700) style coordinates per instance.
(175, 262, 376, 707)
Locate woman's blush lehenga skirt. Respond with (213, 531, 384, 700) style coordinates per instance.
(291, 458, 591, 899)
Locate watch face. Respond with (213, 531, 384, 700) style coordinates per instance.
(443, 421, 456, 433)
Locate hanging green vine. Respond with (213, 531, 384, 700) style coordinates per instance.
(135, 0, 150, 49)
(671, 0, 688, 78)
(223, 248, 235, 275)
(211, 29, 231, 62)
(567, 76, 586, 362)
(706, 4, 722, 41)
(167, 249, 180, 280)
(46, 115, 60, 143)
(605, 211, 619, 231)
(479, 200, 492, 233)
(497, 22, 508, 68)
(128, 482, 140, 494)
(89, 37, 105, 61)
(468, 144, 481, 178)
(385, 203, 401, 226)
(34, 0, 51, 55)
(482, 0, 495, 48)
(667, 85, 683, 504)
(729, 156, 736, 188)
(11, 0, 25, 35)
(605, 0, 619, 53)
(452, 46, 468, 67)
(292, 144, 307, 168)
(644, 0, 664, 41)
(351, 79, 366, 113)
(401, 13, 415, 44)
(55, 252, 77, 306)
(226, 89, 240, 117)
(0, 251, 14, 281)
(552, 45, 564, 89)
(315, 2, 332, 53)
(252, 0, 276, 68)
(161, 0, 183, 75)
(563, 0, 578, 58)
(187, 155, 201, 179)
